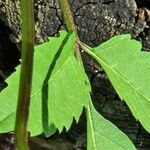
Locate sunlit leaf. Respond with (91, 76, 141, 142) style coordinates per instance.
(0, 31, 91, 136)
(90, 34, 150, 132)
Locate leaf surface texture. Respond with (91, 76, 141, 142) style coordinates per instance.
(87, 101, 136, 150)
(0, 31, 91, 136)
(91, 34, 150, 132)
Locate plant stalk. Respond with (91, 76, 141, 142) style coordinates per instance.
(14, 0, 35, 149)
(58, 0, 76, 33)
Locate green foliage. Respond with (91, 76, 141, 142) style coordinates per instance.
(0, 31, 90, 136)
(90, 34, 150, 133)
(87, 100, 136, 150)
(1, 30, 147, 149)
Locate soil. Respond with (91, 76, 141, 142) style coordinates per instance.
(0, 0, 150, 149)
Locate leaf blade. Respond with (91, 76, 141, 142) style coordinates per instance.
(87, 101, 136, 150)
(0, 30, 91, 136)
(90, 35, 150, 132)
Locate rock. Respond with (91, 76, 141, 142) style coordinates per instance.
(0, 0, 149, 47)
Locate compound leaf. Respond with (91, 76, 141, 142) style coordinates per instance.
(0, 31, 91, 136)
(89, 34, 150, 132)
(87, 100, 136, 150)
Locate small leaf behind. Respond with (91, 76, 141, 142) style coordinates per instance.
(87, 100, 136, 150)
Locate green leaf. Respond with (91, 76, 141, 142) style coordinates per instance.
(0, 31, 91, 136)
(88, 34, 150, 132)
(87, 100, 136, 150)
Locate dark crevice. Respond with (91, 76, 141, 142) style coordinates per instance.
(135, 0, 150, 9)
(0, 20, 20, 77)
(73, 2, 97, 15)
(102, 0, 115, 5)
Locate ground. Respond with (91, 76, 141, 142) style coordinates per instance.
(0, 0, 150, 149)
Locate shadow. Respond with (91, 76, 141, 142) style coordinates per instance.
(42, 32, 72, 135)
(0, 20, 20, 74)
(0, 20, 20, 93)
